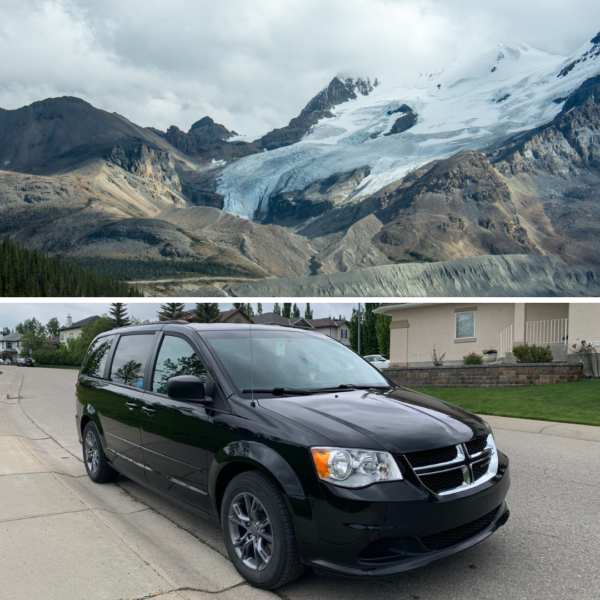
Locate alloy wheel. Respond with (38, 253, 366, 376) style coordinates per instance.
(85, 430, 99, 474)
(228, 492, 274, 571)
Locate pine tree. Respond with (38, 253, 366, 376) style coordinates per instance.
(349, 308, 362, 354)
(362, 304, 380, 355)
(282, 303, 292, 318)
(109, 303, 130, 328)
(305, 303, 313, 319)
(194, 303, 221, 323)
(376, 313, 392, 357)
(0, 236, 142, 297)
(273, 303, 282, 316)
(292, 303, 300, 318)
(257, 303, 263, 315)
(158, 303, 186, 321)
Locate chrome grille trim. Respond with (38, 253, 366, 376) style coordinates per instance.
(406, 434, 498, 496)
(412, 445, 466, 472)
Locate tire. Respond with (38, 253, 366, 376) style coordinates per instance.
(82, 422, 118, 483)
(221, 471, 304, 589)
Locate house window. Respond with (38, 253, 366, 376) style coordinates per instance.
(455, 311, 476, 339)
(340, 329, 348, 340)
(6, 342, 11, 349)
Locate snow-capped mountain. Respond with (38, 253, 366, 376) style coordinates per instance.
(1, 29, 600, 296)
(218, 34, 600, 220)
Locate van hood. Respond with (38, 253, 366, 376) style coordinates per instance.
(257, 388, 489, 453)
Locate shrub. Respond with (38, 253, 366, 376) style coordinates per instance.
(463, 352, 483, 365)
(512, 343, 553, 363)
(430, 346, 446, 366)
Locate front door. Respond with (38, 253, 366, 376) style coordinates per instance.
(99, 333, 156, 481)
(140, 333, 211, 511)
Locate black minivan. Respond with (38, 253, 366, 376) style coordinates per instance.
(76, 322, 510, 589)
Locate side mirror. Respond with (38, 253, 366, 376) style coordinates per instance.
(167, 375, 206, 402)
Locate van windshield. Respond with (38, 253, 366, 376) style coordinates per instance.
(202, 329, 389, 395)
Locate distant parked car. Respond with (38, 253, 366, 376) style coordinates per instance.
(0, 359, 4, 365)
(364, 354, 390, 370)
(18, 358, 34, 367)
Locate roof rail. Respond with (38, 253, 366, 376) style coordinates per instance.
(124, 320, 190, 327)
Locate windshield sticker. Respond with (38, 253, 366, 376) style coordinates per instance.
(276, 341, 286, 356)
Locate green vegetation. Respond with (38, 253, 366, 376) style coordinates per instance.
(67, 256, 262, 281)
(0, 237, 141, 297)
(194, 303, 221, 323)
(414, 381, 600, 426)
(158, 303, 186, 321)
(512, 343, 553, 363)
(108, 303, 131, 328)
(463, 352, 484, 365)
(32, 317, 113, 367)
(350, 304, 391, 357)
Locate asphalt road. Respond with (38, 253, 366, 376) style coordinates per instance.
(7, 366, 600, 600)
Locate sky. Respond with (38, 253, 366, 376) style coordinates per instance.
(1, 1, 599, 138)
(0, 301, 357, 331)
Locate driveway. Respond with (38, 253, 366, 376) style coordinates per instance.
(2, 365, 599, 600)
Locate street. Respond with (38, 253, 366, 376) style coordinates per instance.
(1, 365, 599, 600)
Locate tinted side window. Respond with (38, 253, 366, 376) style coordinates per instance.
(110, 335, 153, 388)
(152, 335, 207, 395)
(81, 335, 114, 379)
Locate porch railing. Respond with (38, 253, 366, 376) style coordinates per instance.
(526, 319, 568, 346)
(499, 324, 513, 359)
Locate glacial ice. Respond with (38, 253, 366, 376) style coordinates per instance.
(218, 38, 600, 221)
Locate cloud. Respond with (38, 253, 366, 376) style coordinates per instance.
(1, 0, 599, 137)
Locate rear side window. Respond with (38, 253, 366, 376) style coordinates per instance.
(152, 335, 207, 395)
(110, 335, 153, 388)
(81, 335, 114, 379)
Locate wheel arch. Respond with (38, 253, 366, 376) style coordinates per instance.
(210, 441, 307, 518)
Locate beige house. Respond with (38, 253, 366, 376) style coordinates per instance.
(59, 315, 100, 343)
(307, 318, 351, 346)
(374, 303, 600, 366)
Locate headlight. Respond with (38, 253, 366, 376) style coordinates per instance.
(311, 447, 403, 488)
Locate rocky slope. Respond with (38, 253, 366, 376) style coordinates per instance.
(226, 255, 600, 297)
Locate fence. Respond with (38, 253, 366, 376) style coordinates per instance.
(526, 319, 568, 346)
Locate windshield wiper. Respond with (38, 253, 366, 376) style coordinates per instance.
(308, 384, 392, 393)
(242, 387, 316, 396)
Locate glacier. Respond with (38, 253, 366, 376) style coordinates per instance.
(218, 36, 600, 221)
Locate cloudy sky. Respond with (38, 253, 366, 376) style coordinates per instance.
(0, 301, 357, 331)
(1, 0, 599, 137)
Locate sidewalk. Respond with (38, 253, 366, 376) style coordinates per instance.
(0, 370, 274, 600)
(481, 414, 600, 442)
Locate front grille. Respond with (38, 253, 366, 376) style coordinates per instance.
(465, 436, 487, 456)
(420, 468, 465, 494)
(405, 445, 458, 468)
(472, 457, 491, 481)
(421, 506, 499, 551)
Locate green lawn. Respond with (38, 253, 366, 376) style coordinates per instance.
(414, 380, 600, 426)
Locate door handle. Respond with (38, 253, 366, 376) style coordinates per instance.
(141, 406, 156, 416)
(125, 401, 139, 410)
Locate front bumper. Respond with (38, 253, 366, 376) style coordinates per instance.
(293, 451, 510, 578)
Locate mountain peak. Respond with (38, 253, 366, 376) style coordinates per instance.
(189, 116, 215, 131)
